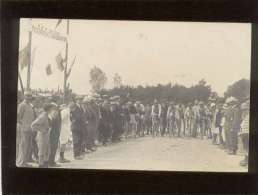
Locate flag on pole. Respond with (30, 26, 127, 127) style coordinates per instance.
(19, 43, 30, 70)
(55, 52, 64, 71)
(46, 64, 52, 75)
(67, 55, 77, 77)
(55, 19, 62, 29)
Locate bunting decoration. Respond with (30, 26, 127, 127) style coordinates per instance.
(55, 52, 65, 71)
(46, 64, 52, 75)
(55, 19, 62, 29)
(19, 43, 30, 70)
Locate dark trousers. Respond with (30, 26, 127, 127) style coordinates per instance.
(27, 131, 38, 161)
(176, 118, 181, 136)
(229, 128, 238, 152)
(161, 118, 167, 136)
(182, 118, 185, 135)
(99, 122, 110, 144)
(192, 119, 198, 137)
(82, 128, 88, 152)
(49, 129, 60, 164)
(199, 120, 205, 138)
(72, 130, 83, 157)
(112, 125, 120, 142)
(241, 133, 249, 154)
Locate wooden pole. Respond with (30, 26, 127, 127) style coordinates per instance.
(63, 19, 70, 103)
(18, 71, 24, 94)
(26, 19, 32, 90)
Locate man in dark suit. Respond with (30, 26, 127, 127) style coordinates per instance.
(99, 100, 111, 146)
(70, 96, 85, 160)
(48, 98, 62, 167)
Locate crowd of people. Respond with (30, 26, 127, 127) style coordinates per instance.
(16, 90, 250, 168)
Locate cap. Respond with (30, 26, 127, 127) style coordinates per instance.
(226, 97, 238, 104)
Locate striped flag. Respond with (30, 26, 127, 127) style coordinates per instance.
(46, 64, 52, 75)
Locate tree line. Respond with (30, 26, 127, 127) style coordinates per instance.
(90, 66, 250, 104)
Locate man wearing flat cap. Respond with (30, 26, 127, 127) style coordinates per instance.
(17, 91, 36, 167)
(83, 96, 97, 152)
(31, 103, 55, 168)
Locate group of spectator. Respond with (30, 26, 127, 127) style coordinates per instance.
(16, 90, 250, 168)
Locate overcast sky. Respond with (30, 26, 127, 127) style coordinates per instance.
(18, 19, 251, 96)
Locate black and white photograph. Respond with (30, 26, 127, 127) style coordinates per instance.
(16, 18, 251, 172)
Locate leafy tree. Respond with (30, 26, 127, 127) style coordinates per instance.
(89, 66, 107, 93)
(100, 79, 212, 104)
(224, 79, 250, 101)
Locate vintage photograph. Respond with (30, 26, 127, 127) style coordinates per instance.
(16, 18, 251, 172)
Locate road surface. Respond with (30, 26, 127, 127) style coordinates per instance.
(56, 136, 247, 172)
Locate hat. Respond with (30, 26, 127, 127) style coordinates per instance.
(92, 93, 100, 98)
(199, 101, 204, 105)
(223, 103, 228, 109)
(208, 97, 216, 102)
(24, 90, 32, 97)
(226, 97, 238, 104)
(210, 103, 215, 107)
(102, 94, 108, 98)
(76, 95, 84, 100)
(83, 96, 90, 103)
(50, 102, 58, 107)
(241, 101, 250, 110)
(113, 95, 120, 100)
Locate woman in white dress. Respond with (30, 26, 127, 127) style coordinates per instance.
(58, 104, 72, 163)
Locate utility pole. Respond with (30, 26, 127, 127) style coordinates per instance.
(63, 19, 69, 103)
(26, 18, 32, 90)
